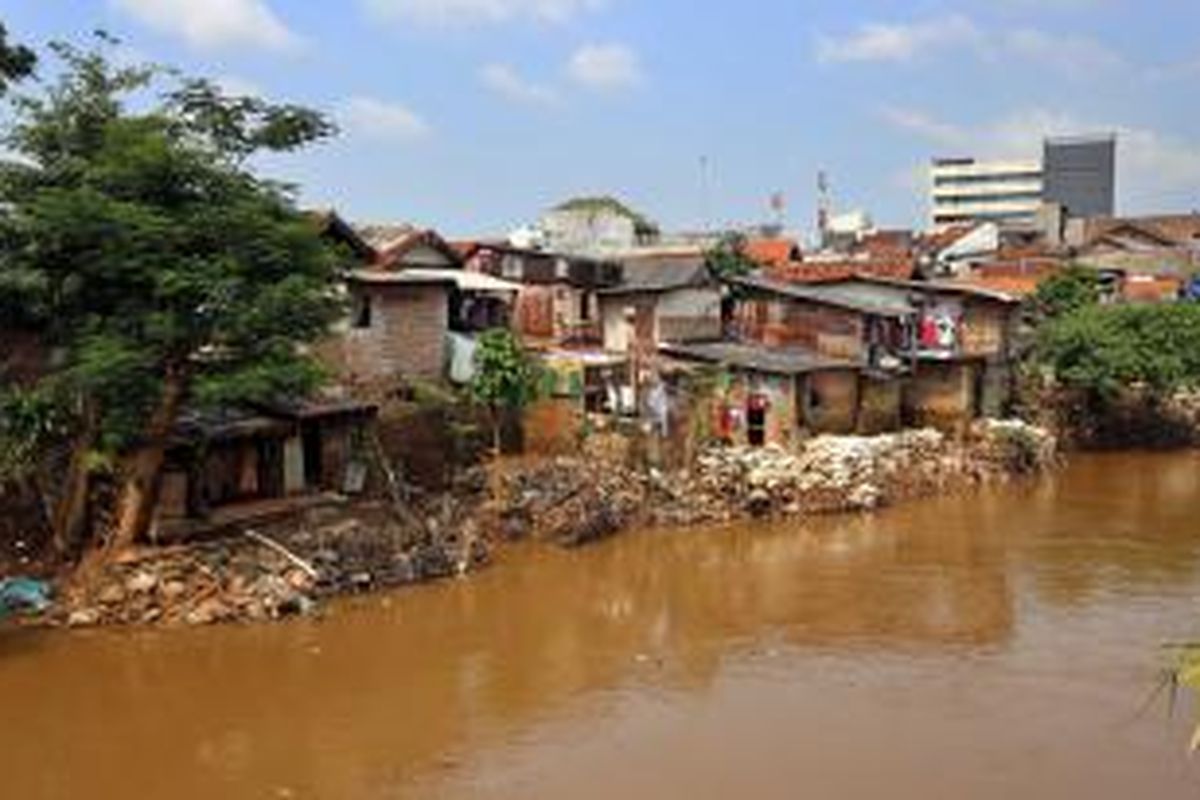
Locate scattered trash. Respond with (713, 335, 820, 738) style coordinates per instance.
(0, 577, 52, 617)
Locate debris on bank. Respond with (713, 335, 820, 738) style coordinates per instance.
(50, 501, 487, 629)
(34, 421, 1055, 629)
(672, 420, 1056, 521)
(0, 577, 52, 618)
(492, 457, 648, 547)
(494, 420, 1058, 533)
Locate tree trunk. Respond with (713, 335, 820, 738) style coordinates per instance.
(50, 400, 97, 556)
(109, 368, 187, 553)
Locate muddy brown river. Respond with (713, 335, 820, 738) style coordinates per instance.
(4, 452, 1200, 798)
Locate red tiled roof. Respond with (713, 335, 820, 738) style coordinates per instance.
(917, 224, 975, 253)
(361, 227, 463, 270)
(769, 258, 916, 284)
(450, 240, 483, 259)
(858, 229, 913, 255)
(743, 238, 800, 268)
(1084, 214, 1200, 247)
(1123, 274, 1182, 303)
(974, 259, 1062, 279)
(956, 275, 1043, 298)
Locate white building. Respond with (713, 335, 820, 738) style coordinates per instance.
(536, 196, 660, 256)
(930, 157, 1044, 230)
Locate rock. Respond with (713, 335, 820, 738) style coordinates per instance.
(67, 608, 101, 627)
(186, 599, 231, 626)
(160, 580, 188, 601)
(125, 571, 158, 595)
(745, 489, 772, 517)
(97, 583, 126, 605)
(285, 569, 314, 592)
(277, 593, 315, 618)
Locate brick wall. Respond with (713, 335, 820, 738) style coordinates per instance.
(334, 283, 449, 383)
(857, 377, 902, 434)
(904, 361, 974, 429)
(801, 370, 860, 434)
(959, 303, 1009, 358)
(737, 298, 865, 360)
(657, 287, 723, 343)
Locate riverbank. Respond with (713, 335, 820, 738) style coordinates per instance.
(27, 419, 1056, 629)
(490, 419, 1058, 546)
(41, 500, 488, 628)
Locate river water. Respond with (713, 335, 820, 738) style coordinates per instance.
(4, 452, 1200, 798)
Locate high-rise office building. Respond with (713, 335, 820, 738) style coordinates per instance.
(1042, 135, 1116, 219)
(930, 134, 1116, 230)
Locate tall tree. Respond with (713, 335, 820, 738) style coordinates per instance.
(0, 36, 343, 553)
(0, 22, 35, 92)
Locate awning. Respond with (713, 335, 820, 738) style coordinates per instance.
(351, 268, 522, 293)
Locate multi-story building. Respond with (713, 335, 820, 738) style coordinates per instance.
(1042, 135, 1116, 219)
(930, 134, 1116, 230)
(931, 157, 1045, 230)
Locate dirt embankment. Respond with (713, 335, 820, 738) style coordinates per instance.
(47, 499, 487, 629)
(23, 420, 1055, 630)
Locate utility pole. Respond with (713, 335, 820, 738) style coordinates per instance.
(816, 170, 831, 250)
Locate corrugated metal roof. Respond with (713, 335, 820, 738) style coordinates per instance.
(601, 255, 712, 295)
(736, 274, 1018, 312)
(661, 341, 859, 376)
(734, 274, 915, 316)
(350, 268, 521, 293)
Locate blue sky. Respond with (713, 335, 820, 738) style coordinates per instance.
(4, 1, 1199, 237)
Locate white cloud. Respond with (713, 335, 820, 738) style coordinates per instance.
(816, 14, 980, 63)
(567, 43, 643, 91)
(881, 105, 1200, 210)
(1000, 29, 1123, 76)
(339, 97, 431, 141)
(879, 106, 970, 149)
(362, 0, 604, 26)
(110, 0, 299, 51)
(480, 63, 558, 105)
(816, 14, 1122, 78)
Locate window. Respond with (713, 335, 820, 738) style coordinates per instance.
(353, 294, 373, 329)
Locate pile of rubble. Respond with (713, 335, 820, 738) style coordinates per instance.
(661, 420, 1057, 523)
(492, 457, 648, 547)
(53, 502, 486, 628)
(43, 421, 1056, 628)
(491, 420, 1057, 536)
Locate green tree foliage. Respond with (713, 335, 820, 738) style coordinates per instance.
(470, 329, 540, 452)
(1029, 264, 1101, 322)
(704, 232, 757, 283)
(1036, 303, 1200, 402)
(0, 22, 35, 92)
(0, 35, 343, 550)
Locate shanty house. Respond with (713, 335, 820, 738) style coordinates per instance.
(729, 275, 1020, 431)
(598, 254, 723, 356)
(157, 399, 376, 537)
(661, 341, 865, 447)
(331, 226, 520, 385)
(462, 243, 622, 345)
